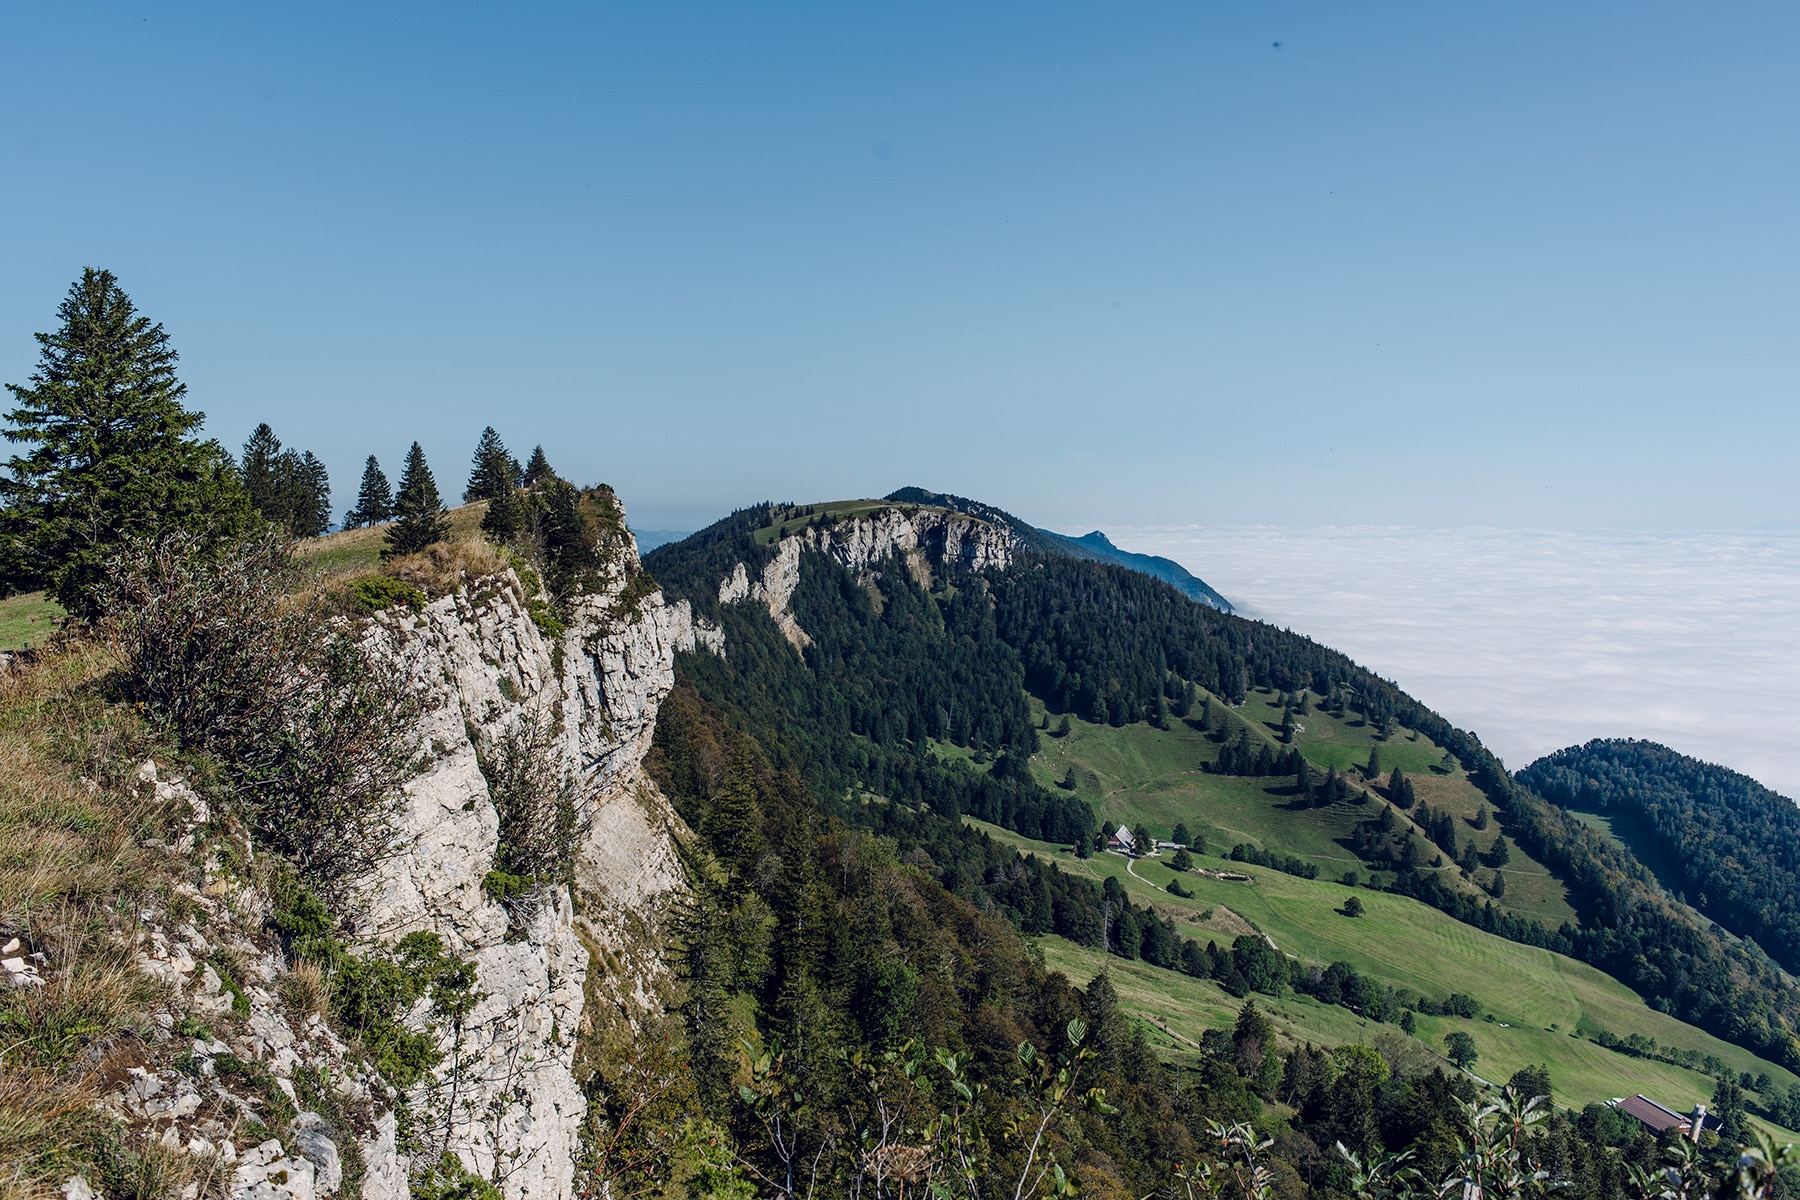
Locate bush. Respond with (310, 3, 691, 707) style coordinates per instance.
(352, 574, 426, 613)
(102, 530, 421, 889)
(479, 706, 587, 890)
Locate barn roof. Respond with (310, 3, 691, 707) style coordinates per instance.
(1614, 1095, 1692, 1135)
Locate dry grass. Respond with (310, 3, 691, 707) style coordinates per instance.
(277, 959, 328, 1019)
(384, 538, 515, 597)
(296, 502, 491, 578)
(0, 641, 186, 1194)
(0, 1069, 102, 1199)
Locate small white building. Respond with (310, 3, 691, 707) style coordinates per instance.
(1107, 825, 1136, 855)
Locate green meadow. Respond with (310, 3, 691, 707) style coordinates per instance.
(1027, 691, 1579, 930)
(972, 817, 1798, 1123)
(0, 591, 66, 651)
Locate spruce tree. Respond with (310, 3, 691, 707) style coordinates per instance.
(242, 423, 284, 516)
(344, 456, 394, 528)
(296, 451, 332, 537)
(480, 484, 525, 544)
(1, 268, 247, 616)
(522, 444, 555, 486)
(464, 426, 521, 502)
(383, 442, 447, 558)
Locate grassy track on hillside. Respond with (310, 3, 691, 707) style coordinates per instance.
(972, 818, 1798, 1118)
(0, 591, 66, 651)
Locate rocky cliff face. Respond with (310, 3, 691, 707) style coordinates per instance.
(355, 537, 713, 1200)
(86, 523, 713, 1200)
(716, 505, 1015, 649)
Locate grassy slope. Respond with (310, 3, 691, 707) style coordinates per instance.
(975, 818, 1799, 1122)
(1028, 689, 1579, 931)
(295, 501, 491, 575)
(0, 591, 67, 651)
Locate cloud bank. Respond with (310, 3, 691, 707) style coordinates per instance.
(1104, 526, 1800, 799)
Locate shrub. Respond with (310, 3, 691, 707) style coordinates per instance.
(351, 575, 426, 613)
(479, 706, 586, 890)
(102, 530, 420, 889)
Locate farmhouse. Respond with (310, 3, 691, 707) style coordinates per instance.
(1107, 825, 1137, 855)
(1610, 1095, 1707, 1140)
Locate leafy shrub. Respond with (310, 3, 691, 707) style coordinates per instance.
(352, 574, 426, 613)
(103, 529, 420, 889)
(479, 706, 586, 890)
(267, 872, 468, 1091)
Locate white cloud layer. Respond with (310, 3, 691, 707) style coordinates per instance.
(1104, 526, 1800, 799)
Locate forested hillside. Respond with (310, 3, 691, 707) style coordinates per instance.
(1520, 740, 1800, 977)
(648, 498, 1800, 1074)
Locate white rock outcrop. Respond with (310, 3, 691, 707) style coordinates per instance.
(717, 504, 1016, 649)
(348, 524, 693, 1200)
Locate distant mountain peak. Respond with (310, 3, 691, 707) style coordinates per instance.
(883, 487, 1232, 612)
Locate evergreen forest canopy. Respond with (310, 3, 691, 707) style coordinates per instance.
(648, 497, 1800, 1076)
(1519, 740, 1800, 980)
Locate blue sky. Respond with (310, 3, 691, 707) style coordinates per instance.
(3, 3, 1795, 531)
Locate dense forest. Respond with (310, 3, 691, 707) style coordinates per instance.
(1519, 739, 1800, 978)
(642, 682, 1707, 1200)
(648, 499, 1800, 1072)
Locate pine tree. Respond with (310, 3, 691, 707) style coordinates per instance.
(522, 444, 555, 486)
(1, 268, 247, 616)
(344, 456, 394, 528)
(480, 483, 526, 545)
(384, 442, 447, 557)
(464, 426, 521, 502)
(296, 451, 332, 537)
(242, 423, 284, 516)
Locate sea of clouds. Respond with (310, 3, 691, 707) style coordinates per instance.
(1104, 526, 1800, 799)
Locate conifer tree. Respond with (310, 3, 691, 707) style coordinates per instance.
(464, 426, 521, 502)
(1, 268, 247, 615)
(295, 451, 332, 537)
(522, 444, 555, 486)
(239, 424, 330, 536)
(241, 423, 284, 514)
(383, 442, 447, 557)
(479, 483, 526, 545)
(344, 456, 394, 528)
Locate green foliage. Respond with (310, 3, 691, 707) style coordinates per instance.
(1522, 739, 1800, 982)
(1, 267, 250, 617)
(344, 454, 396, 529)
(352, 574, 427, 613)
(269, 870, 477, 1091)
(410, 1152, 502, 1200)
(384, 441, 448, 557)
(478, 706, 585, 889)
(463, 426, 521, 503)
(105, 530, 420, 887)
(242, 423, 332, 537)
(1445, 1030, 1479, 1070)
(1341, 895, 1365, 918)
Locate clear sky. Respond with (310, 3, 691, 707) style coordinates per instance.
(3, 3, 1795, 532)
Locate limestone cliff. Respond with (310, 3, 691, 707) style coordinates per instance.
(84, 520, 713, 1200)
(715, 504, 1015, 649)
(356, 539, 710, 1200)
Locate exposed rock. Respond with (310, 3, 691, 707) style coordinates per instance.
(717, 504, 1017, 649)
(346, 510, 691, 1200)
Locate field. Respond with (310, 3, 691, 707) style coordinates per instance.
(295, 501, 491, 575)
(1028, 691, 1580, 930)
(0, 591, 66, 651)
(972, 817, 1799, 1123)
